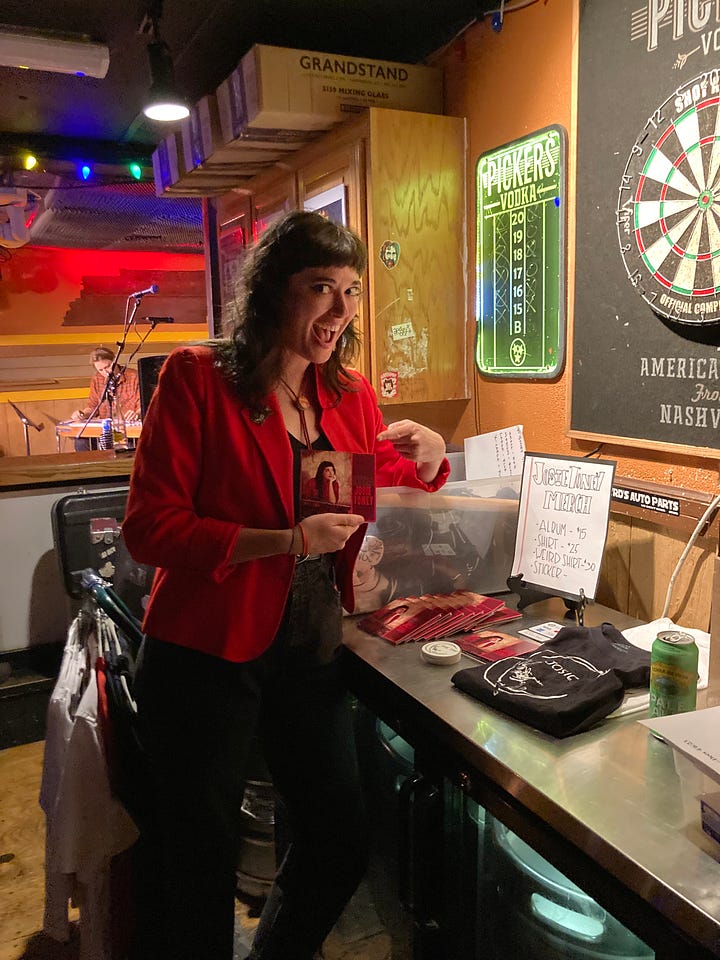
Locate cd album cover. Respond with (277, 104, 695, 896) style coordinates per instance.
(454, 631, 539, 662)
(357, 590, 521, 645)
(300, 450, 376, 522)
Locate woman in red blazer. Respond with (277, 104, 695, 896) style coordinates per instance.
(123, 211, 449, 960)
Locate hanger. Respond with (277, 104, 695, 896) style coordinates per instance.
(96, 610, 137, 715)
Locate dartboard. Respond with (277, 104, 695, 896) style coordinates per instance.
(617, 69, 720, 325)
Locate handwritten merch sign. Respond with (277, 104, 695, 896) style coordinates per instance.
(511, 453, 616, 601)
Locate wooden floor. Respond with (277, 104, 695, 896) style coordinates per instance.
(0, 741, 72, 960)
(0, 740, 403, 960)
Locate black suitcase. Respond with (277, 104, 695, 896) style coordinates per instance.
(51, 488, 154, 622)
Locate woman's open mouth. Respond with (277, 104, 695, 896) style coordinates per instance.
(313, 322, 339, 346)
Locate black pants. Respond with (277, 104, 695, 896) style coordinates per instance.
(131, 557, 369, 960)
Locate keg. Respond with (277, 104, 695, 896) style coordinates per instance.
(237, 740, 277, 899)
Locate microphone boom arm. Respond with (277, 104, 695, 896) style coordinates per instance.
(8, 400, 44, 456)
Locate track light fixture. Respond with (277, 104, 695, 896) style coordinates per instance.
(141, 3, 188, 122)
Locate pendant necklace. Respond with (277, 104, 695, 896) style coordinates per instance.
(279, 376, 312, 449)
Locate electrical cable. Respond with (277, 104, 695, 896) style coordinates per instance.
(484, 0, 543, 16)
(429, 0, 544, 65)
(661, 490, 720, 619)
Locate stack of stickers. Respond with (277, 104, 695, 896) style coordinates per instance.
(357, 590, 521, 645)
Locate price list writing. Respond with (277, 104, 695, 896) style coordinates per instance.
(464, 424, 525, 481)
(511, 453, 616, 600)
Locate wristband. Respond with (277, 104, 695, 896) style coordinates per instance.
(286, 526, 297, 555)
(298, 523, 309, 559)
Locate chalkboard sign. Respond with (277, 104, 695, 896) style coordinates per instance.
(573, 0, 720, 454)
(475, 124, 566, 379)
(511, 453, 616, 601)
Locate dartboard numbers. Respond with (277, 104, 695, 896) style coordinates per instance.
(617, 69, 720, 325)
(475, 125, 566, 379)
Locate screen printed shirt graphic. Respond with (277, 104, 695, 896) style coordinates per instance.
(452, 623, 650, 738)
(483, 652, 610, 700)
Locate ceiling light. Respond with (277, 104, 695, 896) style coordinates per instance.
(0, 29, 109, 78)
(143, 41, 189, 122)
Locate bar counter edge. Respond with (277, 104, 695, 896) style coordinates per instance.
(341, 600, 720, 960)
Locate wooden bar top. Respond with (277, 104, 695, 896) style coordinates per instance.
(0, 450, 134, 491)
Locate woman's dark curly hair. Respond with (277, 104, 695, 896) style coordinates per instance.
(216, 210, 367, 412)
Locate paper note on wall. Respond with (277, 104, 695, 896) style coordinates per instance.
(510, 452, 616, 601)
(464, 425, 525, 481)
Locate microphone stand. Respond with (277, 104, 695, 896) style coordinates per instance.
(91, 295, 145, 447)
(8, 400, 44, 455)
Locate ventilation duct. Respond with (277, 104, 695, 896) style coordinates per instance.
(0, 28, 109, 78)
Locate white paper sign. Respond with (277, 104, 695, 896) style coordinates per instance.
(510, 452, 616, 601)
(464, 425, 525, 480)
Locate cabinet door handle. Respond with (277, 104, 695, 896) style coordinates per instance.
(398, 773, 424, 912)
(398, 772, 441, 924)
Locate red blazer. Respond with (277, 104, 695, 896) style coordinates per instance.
(123, 346, 450, 662)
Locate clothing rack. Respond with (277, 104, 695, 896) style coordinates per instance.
(77, 567, 145, 655)
(41, 568, 144, 960)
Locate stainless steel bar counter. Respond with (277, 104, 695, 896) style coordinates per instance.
(342, 598, 720, 959)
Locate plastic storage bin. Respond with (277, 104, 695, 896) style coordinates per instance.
(351, 476, 521, 614)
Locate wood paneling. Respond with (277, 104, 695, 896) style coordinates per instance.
(0, 399, 80, 458)
(596, 514, 715, 631)
(595, 518, 632, 615)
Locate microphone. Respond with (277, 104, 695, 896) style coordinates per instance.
(130, 284, 159, 299)
(144, 316, 174, 324)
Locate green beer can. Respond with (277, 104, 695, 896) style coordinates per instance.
(649, 630, 699, 718)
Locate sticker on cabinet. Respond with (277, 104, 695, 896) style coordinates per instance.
(391, 320, 415, 341)
(380, 371, 399, 399)
(379, 240, 400, 269)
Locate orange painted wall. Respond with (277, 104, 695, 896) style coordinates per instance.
(434, 0, 720, 494)
(0, 245, 206, 336)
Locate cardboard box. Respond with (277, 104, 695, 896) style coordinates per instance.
(217, 43, 442, 142)
(152, 128, 270, 197)
(152, 132, 182, 194)
(180, 95, 298, 172)
(351, 478, 521, 615)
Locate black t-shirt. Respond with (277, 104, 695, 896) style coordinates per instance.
(451, 622, 651, 738)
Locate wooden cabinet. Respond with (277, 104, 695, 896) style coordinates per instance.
(364, 109, 466, 404)
(209, 108, 467, 402)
